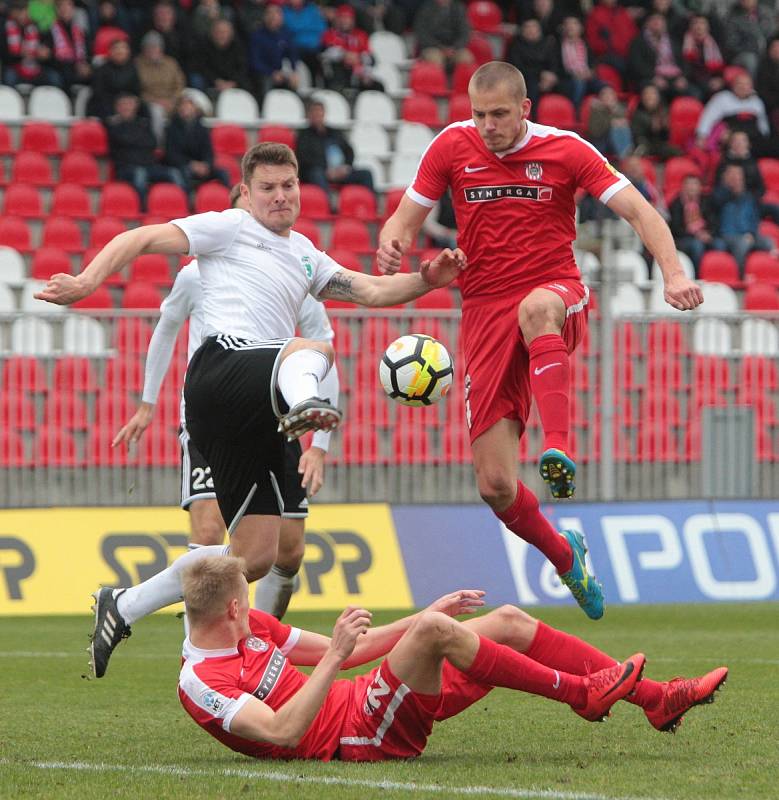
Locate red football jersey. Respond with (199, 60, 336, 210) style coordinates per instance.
(178, 609, 352, 761)
(408, 120, 630, 302)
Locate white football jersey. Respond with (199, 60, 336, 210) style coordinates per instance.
(172, 208, 341, 342)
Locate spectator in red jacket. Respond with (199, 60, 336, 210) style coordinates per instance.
(321, 4, 382, 92)
(585, 0, 638, 70)
(1, 0, 60, 87)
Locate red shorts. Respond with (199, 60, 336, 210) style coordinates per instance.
(337, 660, 491, 762)
(461, 280, 589, 443)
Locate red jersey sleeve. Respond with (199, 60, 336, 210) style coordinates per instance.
(407, 128, 455, 208)
(571, 136, 631, 204)
(248, 609, 301, 655)
(179, 660, 252, 733)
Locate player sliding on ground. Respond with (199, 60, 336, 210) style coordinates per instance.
(178, 556, 728, 761)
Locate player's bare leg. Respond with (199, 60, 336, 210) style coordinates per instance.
(254, 517, 305, 618)
(386, 610, 644, 721)
(518, 288, 576, 499)
(188, 498, 225, 546)
(276, 339, 342, 440)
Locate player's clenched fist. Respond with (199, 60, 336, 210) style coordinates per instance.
(329, 606, 372, 660)
(33, 272, 91, 306)
(664, 273, 704, 311)
(376, 238, 405, 275)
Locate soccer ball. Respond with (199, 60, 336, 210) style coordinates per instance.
(379, 334, 453, 406)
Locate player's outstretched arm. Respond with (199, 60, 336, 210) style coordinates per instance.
(230, 607, 370, 748)
(33, 223, 190, 306)
(377, 195, 433, 275)
(321, 248, 466, 308)
(607, 184, 704, 311)
(112, 402, 155, 449)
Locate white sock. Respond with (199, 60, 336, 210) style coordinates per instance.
(277, 349, 330, 409)
(116, 543, 229, 624)
(254, 564, 298, 619)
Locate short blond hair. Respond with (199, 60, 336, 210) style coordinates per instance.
(469, 61, 527, 102)
(182, 555, 247, 624)
(241, 142, 298, 184)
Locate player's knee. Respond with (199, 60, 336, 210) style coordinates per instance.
(518, 296, 560, 337)
(242, 553, 276, 583)
(495, 604, 535, 629)
(411, 611, 459, 651)
(477, 470, 515, 510)
(276, 537, 305, 572)
(310, 340, 334, 365)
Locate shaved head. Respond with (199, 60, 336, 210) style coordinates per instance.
(469, 61, 527, 103)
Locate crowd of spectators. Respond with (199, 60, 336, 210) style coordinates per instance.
(2, 0, 779, 274)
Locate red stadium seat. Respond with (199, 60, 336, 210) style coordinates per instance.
(113, 317, 154, 355)
(20, 121, 60, 155)
(71, 284, 114, 309)
(99, 182, 141, 220)
(640, 390, 682, 425)
(382, 188, 406, 221)
(148, 182, 189, 219)
(636, 421, 681, 462)
(647, 320, 688, 355)
(293, 218, 321, 248)
(341, 423, 380, 464)
(467, 0, 503, 33)
(595, 63, 622, 92)
(409, 61, 449, 97)
(758, 158, 779, 200)
(536, 94, 576, 129)
(90, 217, 127, 249)
(211, 124, 248, 157)
(52, 356, 99, 393)
(12, 151, 53, 186)
(129, 254, 172, 286)
(447, 93, 472, 125)
(452, 62, 478, 95)
(338, 185, 377, 220)
(646, 353, 686, 390)
(0, 390, 37, 430)
(392, 419, 432, 464)
(467, 34, 494, 65)
(121, 281, 161, 309)
(1, 431, 29, 467)
(745, 251, 779, 285)
(613, 321, 640, 355)
(401, 93, 441, 127)
(214, 154, 241, 186)
(0, 123, 13, 155)
(31, 247, 71, 280)
(103, 358, 145, 394)
(699, 251, 740, 286)
(35, 426, 80, 466)
(300, 183, 332, 220)
(258, 124, 296, 149)
(331, 218, 373, 252)
(51, 183, 93, 220)
(69, 119, 108, 155)
(415, 288, 455, 309)
(664, 156, 702, 203)
(140, 421, 181, 466)
(327, 248, 365, 273)
(3, 184, 43, 218)
(744, 282, 779, 311)
(59, 151, 101, 187)
(42, 217, 83, 252)
(738, 355, 779, 393)
(0, 217, 32, 253)
(45, 393, 89, 431)
(92, 25, 129, 57)
(94, 391, 133, 428)
(668, 96, 704, 149)
(2, 356, 47, 393)
(759, 220, 779, 249)
(88, 425, 137, 466)
(195, 181, 230, 214)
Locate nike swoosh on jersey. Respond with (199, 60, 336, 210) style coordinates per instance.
(533, 362, 562, 375)
(464, 166, 488, 173)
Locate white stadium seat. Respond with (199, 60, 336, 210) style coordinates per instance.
(609, 283, 645, 315)
(262, 89, 305, 126)
(692, 318, 732, 355)
(183, 87, 213, 117)
(21, 280, 66, 314)
(369, 31, 408, 65)
(311, 89, 351, 126)
(371, 62, 405, 97)
(354, 90, 397, 127)
(28, 86, 72, 120)
(11, 317, 53, 354)
(0, 247, 26, 285)
(574, 250, 600, 283)
(0, 85, 24, 120)
(216, 88, 259, 123)
(741, 318, 779, 355)
(613, 249, 650, 287)
(388, 153, 420, 188)
(352, 155, 387, 191)
(62, 314, 108, 355)
(0, 281, 16, 312)
(395, 122, 434, 156)
(349, 122, 391, 160)
(697, 281, 739, 313)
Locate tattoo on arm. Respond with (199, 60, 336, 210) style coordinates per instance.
(323, 271, 354, 299)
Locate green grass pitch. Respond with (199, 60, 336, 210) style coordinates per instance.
(1, 602, 776, 800)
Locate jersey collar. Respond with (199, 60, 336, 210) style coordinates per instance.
(494, 120, 535, 159)
(183, 637, 239, 659)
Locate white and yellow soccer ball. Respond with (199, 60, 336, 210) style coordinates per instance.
(379, 334, 453, 406)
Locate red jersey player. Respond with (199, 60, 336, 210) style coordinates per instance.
(178, 556, 727, 761)
(377, 62, 704, 620)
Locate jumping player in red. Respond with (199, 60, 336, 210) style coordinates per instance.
(178, 556, 727, 761)
(377, 62, 705, 620)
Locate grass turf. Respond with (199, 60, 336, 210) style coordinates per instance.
(0, 602, 775, 800)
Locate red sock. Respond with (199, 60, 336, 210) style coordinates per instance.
(525, 621, 664, 711)
(528, 333, 570, 454)
(464, 635, 585, 708)
(495, 481, 573, 573)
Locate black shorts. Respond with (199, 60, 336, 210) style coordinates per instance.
(184, 335, 291, 531)
(283, 437, 308, 518)
(179, 424, 217, 509)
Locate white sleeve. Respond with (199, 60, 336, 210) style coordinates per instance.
(311, 360, 339, 452)
(171, 209, 242, 257)
(141, 270, 196, 404)
(309, 250, 343, 298)
(298, 296, 334, 341)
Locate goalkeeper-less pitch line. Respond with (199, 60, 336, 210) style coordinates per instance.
(2, 759, 675, 800)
